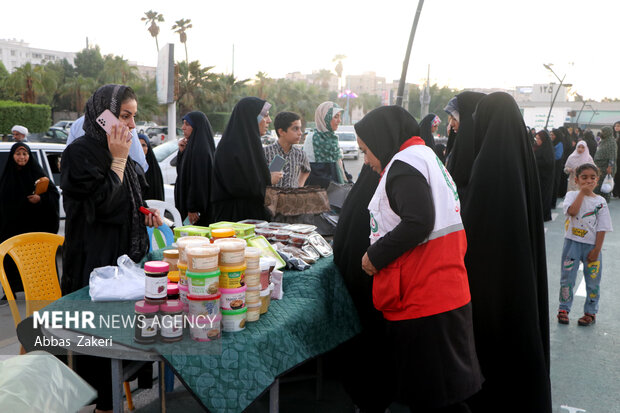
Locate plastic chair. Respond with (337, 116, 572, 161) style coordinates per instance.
(145, 199, 183, 227)
(147, 224, 175, 252)
(0, 232, 64, 328)
(0, 232, 137, 407)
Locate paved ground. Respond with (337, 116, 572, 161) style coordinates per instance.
(2, 156, 620, 412)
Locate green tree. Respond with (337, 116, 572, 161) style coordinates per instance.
(314, 69, 333, 90)
(131, 78, 163, 121)
(99, 55, 139, 84)
(141, 10, 165, 52)
(60, 75, 97, 114)
(353, 93, 382, 115)
(4, 63, 56, 104)
(176, 60, 214, 115)
(172, 18, 192, 66)
(74, 46, 105, 79)
(408, 83, 461, 132)
(0, 61, 10, 100)
(253, 71, 272, 100)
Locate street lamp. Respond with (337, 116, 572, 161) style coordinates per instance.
(585, 105, 598, 130)
(543, 63, 567, 130)
(575, 100, 589, 128)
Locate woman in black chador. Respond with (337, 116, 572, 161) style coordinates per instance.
(533, 130, 555, 221)
(174, 111, 216, 225)
(211, 97, 272, 221)
(0, 142, 59, 297)
(138, 134, 165, 201)
(455, 92, 552, 413)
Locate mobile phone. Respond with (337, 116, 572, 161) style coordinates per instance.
(269, 155, 287, 172)
(96, 109, 122, 135)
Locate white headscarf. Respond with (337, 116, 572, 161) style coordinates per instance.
(565, 140, 594, 171)
(314, 102, 344, 132)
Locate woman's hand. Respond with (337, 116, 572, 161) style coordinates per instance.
(178, 138, 187, 153)
(26, 194, 41, 204)
(107, 124, 131, 159)
(362, 252, 378, 276)
(271, 171, 283, 185)
(188, 212, 200, 225)
(144, 207, 163, 227)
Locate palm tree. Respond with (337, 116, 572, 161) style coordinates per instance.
(98, 55, 139, 84)
(314, 69, 333, 90)
(60, 75, 97, 114)
(254, 71, 272, 100)
(4, 63, 56, 103)
(332, 54, 346, 90)
(172, 19, 192, 66)
(141, 10, 165, 52)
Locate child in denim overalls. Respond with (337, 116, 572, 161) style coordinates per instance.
(558, 163, 613, 326)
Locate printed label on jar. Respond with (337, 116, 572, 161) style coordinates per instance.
(221, 250, 245, 264)
(141, 317, 158, 338)
(161, 314, 183, 338)
(189, 299, 220, 317)
(221, 292, 246, 310)
(145, 276, 168, 299)
(191, 256, 218, 270)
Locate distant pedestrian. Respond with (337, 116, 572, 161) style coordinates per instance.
(11, 125, 28, 142)
(138, 134, 165, 201)
(533, 130, 555, 221)
(557, 163, 612, 327)
(612, 121, 620, 198)
(550, 129, 564, 209)
(564, 140, 594, 192)
(582, 129, 597, 158)
(593, 126, 617, 202)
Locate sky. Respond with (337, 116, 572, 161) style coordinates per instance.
(3, 0, 619, 101)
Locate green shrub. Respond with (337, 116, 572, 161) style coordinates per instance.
(206, 112, 231, 134)
(0, 101, 51, 134)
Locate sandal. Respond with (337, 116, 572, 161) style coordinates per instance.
(578, 313, 596, 326)
(557, 310, 569, 324)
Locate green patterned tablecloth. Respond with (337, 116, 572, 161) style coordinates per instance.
(40, 257, 360, 412)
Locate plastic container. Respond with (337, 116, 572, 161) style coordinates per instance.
(238, 219, 268, 228)
(245, 247, 261, 269)
(163, 249, 179, 272)
(219, 264, 246, 289)
(214, 238, 248, 266)
(211, 228, 236, 242)
(177, 237, 210, 264)
(144, 261, 169, 305)
(174, 225, 211, 241)
(178, 283, 189, 313)
(244, 268, 261, 288)
(247, 303, 261, 322)
(189, 313, 222, 342)
(259, 258, 272, 290)
(188, 293, 221, 318)
(221, 308, 247, 332)
(187, 245, 220, 272)
(134, 300, 159, 344)
(246, 286, 261, 306)
(274, 229, 292, 243)
(259, 284, 273, 314)
(220, 285, 247, 310)
(178, 263, 188, 286)
(187, 269, 220, 297)
(288, 232, 309, 248)
(160, 300, 184, 342)
(167, 283, 179, 300)
(255, 227, 275, 241)
(167, 271, 180, 283)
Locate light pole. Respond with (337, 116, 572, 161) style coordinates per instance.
(396, 0, 425, 107)
(543, 63, 566, 130)
(575, 100, 588, 128)
(586, 105, 598, 130)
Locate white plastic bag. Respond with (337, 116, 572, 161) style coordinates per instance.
(601, 173, 615, 194)
(89, 254, 145, 301)
(0, 351, 96, 411)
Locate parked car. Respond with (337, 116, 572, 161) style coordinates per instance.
(28, 127, 68, 144)
(154, 136, 221, 186)
(136, 121, 158, 135)
(0, 142, 66, 218)
(52, 120, 74, 131)
(145, 126, 183, 147)
(336, 131, 359, 160)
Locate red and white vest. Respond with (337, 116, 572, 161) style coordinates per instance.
(368, 137, 471, 321)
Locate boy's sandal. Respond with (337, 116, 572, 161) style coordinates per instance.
(557, 310, 569, 324)
(578, 313, 596, 326)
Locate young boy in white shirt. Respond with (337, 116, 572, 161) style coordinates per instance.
(557, 163, 613, 326)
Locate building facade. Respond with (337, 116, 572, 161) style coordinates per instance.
(0, 39, 76, 72)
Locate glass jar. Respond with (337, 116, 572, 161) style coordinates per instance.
(160, 300, 184, 343)
(144, 261, 169, 305)
(134, 300, 159, 344)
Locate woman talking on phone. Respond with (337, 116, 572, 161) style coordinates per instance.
(60, 84, 161, 413)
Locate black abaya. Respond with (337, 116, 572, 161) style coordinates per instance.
(174, 111, 216, 225)
(139, 134, 165, 201)
(445, 91, 486, 199)
(211, 97, 271, 222)
(0, 142, 60, 294)
(534, 130, 555, 221)
(458, 92, 551, 413)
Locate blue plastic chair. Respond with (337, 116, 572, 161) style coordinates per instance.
(146, 224, 175, 252)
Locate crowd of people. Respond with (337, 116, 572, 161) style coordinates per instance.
(2, 82, 618, 412)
